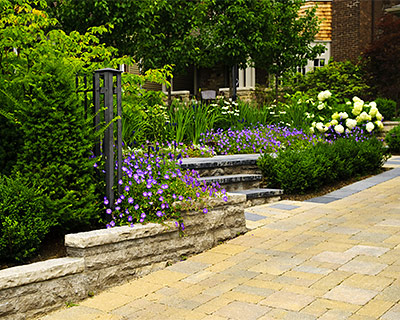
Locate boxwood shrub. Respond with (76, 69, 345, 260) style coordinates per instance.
(258, 135, 388, 194)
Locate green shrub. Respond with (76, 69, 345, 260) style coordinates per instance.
(0, 174, 53, 263)
(386, 125, 400, 154)
(375, 98, 397, 121)
(288, 60, 371, 102)
(258, 135, 387, 194)
(15, 58, 101, 231)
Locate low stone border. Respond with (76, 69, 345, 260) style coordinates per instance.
(0, 194, 246, 320)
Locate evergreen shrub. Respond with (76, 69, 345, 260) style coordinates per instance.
(258, 136, 387, 194)
(386, 125, 400, 154)
(15, 58, 102, 231)
(0, 174, 53, 263)
(375, 97, 397, 121)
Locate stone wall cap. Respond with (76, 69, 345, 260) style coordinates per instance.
(65, 221, 177, 249)
(0, 257, 84, 290)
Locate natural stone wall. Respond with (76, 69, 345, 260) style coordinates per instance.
(0, 194, 246, 320)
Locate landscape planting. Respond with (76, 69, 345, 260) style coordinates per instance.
(0, 0, 398, 267)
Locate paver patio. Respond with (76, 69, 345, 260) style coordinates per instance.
(39, 158, 400, 319)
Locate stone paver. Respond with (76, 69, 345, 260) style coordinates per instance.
(38, 164, 400, 320)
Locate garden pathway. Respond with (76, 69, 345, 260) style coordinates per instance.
(40, 157, 400, 320)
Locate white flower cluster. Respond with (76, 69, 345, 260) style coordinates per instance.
(310, 91, 384, 134)
(317, 90, 332, 102)
(221, 100, 240, 116)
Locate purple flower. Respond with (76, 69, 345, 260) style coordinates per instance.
(164, 174, 170, 180)
(118, 179, 123, 185)
(156, 211, 163, 217)
(124, 185, 130, 192)
(178, 195, 184, 201)
(110, 221, 115, 227)
(134, 204, 140, 210)
(104, 198, 109, 205)
(127, 215, 133, 222)
(128, 197, 134, 204)
(159, 196, 164, 202)
(203, 208, 208, 214)
(106, 208, 112, 215)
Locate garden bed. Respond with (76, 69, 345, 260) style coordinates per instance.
(0, 193, 246, 320)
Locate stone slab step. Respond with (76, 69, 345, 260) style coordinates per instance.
(230, 188, 283, 207)
(181, 154, 261, 177)
(198, 174, 262, 192)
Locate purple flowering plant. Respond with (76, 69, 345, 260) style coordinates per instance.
(104, 149, 227, 229)
(199, 124, 321, 155)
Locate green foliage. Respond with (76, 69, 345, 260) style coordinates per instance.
(258, 136, 387, 194)
(14, 58, 101, 231)
(275, 91, 315, 131)
(254, 0, 325, 97)
(0, 174, 53, 263)
(385, 125, 400, 154)
(375, 97, 397, 121)
(288, 61, 371, 102)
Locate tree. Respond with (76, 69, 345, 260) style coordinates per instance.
(47, 0, 203, 104)
(197, 0, 324, 100)
(251, 0, 325, 100)
(364, 13, 400, 106)
(195, 0, 274, 98)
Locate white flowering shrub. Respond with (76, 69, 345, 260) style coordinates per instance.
(309, 91, 384, 135)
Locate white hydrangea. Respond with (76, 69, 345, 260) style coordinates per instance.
(370, 101, 377, 108)
(352, 101, 364, 116)
(339, 112, 349, 119)
(332, 112, 340, 120)
(334, 124, 345, 134)
(369, 106, 379, 118)
(346, 118, 357, 130)
(375, 120, 384, 130)
(366, 122, 375, 132)
(316, 122, 328, 132)
(357, 111, 372, 123)
(331, 119, 339, 126)
(317, 103, 325, 110)
(318, 90, 332, 102)
(376, 112, 383, 121)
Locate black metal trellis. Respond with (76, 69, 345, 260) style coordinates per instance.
(93, 68, 123, 209)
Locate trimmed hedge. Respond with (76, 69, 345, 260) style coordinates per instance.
(257, 136, 388, 194)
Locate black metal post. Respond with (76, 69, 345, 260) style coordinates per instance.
(93, 68, 123, 209)
(232, 64, 238, 101)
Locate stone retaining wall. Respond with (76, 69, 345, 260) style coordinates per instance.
(0, 194, 246, 320)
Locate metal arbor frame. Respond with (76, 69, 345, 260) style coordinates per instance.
(93, 68, 123, 209)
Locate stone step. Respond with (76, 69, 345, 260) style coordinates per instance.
(181, 154, 260, 177)
(198, 173, 262, 192)
(229, 188, 283, 207)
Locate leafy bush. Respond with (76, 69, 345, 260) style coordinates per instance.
(375, 98, 397, 121)
(258, 135, 387, 194)
(288, 60, 371, 102)
(0, 174, 53, 263)
(385, 125, 400, 154)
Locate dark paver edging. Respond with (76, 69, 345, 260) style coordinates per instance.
(305, 167, 400, 203)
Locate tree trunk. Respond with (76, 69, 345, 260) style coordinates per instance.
(167, 75, 172, 106)
(275, 73, 279, 102)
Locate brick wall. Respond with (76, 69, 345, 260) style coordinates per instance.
(332, 0, 361, 62)
(332, 0, 400, 62)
